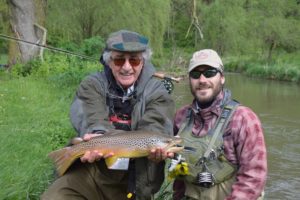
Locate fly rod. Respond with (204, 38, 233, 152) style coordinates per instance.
(0, 34, 181, 82)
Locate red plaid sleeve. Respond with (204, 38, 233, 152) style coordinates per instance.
(224, 106, 267, 200)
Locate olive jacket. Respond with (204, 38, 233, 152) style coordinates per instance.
(70, 61, 175, 199)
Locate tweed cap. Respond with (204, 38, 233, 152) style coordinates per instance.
(188, 49, 224, 72)
(106, 30, 149, 52)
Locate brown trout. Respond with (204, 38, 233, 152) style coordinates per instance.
(48, 130, 183, 176)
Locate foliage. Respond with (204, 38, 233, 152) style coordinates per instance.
(80, 36, 105, 57)
(46, 0, 170, 56)
(225, 51, 300, 83)
(165, 0, 300, 60)
(10, 53, 102, 92)
(1, 0, 300, 75)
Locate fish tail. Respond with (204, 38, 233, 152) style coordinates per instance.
(48, 147, 79, 176)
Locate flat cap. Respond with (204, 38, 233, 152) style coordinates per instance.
(106, 30, 149, 52)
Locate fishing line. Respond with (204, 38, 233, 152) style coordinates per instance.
(0, 33, 182, 83)
(0, 34, 99, 61)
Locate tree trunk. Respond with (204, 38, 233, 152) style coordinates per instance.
(267, 40, 276, 62)
(8, 0, 45, 64)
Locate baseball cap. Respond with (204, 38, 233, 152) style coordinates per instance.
(188, 49, 224, 72)
(106, 30, 149, 52)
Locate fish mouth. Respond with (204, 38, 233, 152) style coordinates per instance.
(165, 138, 184, 153)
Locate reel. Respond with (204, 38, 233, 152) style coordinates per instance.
(196, 171, 214, 188)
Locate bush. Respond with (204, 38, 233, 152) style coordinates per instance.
(10, 53, 102, 88)
(80, 36, 105, 57)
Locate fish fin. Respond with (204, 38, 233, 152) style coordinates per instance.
(105, 156, 119, 168)
(48, 147, 78, 176)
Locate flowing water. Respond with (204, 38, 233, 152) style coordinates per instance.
(172, 73, 300, 200)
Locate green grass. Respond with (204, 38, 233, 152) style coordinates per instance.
(0, 54, 7, 64)
(225, 52, 300, 83)
(0, 74, 76, 199)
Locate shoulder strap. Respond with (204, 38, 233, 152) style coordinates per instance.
(177, 108, 193, 136)
(203, 100, 239, 158)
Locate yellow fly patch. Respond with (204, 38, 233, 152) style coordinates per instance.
(168, 162, 189, 180)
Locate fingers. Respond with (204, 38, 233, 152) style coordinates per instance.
(167, 152, 175, 159)
(81, 150, 102, 163)
(104, 152, 114, 159)
(148, 148, 170, 163)
(80, 150, 115, 163)
(83, 133, 103, 141)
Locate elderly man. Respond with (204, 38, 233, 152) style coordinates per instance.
(42, 30, 175, 200)
(172, 49, 267, 200)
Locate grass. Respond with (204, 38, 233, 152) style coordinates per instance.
(0, 54, 7, 63)
(224, 51, 300, 83)
(0, 74, 75, 199)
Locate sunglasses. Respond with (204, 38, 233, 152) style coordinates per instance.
(189, 68, 220, 79)
(110, 57, 142, 67)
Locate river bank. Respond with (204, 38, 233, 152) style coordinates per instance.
(152, 49, 300, 84)
(1, 50, 300, 84)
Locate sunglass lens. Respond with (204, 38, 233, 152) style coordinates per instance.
(113, 58, 126, 66)
(190, 69, 219, 79)
(112, 58, 141, 67)
(203, 69, 218, 78)
(129, 58, 141, 66)
(190, 71, 201, 79)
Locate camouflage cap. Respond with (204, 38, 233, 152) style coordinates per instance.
(106, 30, 149, 52)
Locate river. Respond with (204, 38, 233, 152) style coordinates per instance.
(172, 73, 300, 200)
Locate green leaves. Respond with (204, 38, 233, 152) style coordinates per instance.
(46, 0, 171, 56)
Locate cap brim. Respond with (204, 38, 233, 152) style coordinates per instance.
(188, 61, 222, 72)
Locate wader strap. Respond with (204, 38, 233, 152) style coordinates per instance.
(177, 109, 194, 136)
(203, 100, 239, 158)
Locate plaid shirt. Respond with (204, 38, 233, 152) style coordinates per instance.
(173, 90, 267, 200)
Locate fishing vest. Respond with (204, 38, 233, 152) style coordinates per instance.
(177, 100, 239, 187)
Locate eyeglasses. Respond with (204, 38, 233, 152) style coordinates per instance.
(189, 68, 220, 79)
(110, 57, 142, 67)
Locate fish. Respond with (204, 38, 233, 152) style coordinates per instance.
(48, 130, 183, 176)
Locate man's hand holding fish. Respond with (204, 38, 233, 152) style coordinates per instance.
(79, 132, 176, 164)
(80, 133, 114, 163)
(148, 147, 175, 163)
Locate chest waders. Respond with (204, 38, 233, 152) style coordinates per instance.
(176, 100, 239, 199)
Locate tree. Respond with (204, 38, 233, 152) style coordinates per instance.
(0, 0, 9, 54)
(247, 0, 300, 61)
(46, 0, 170, 56)
(7, 0, 46, 64)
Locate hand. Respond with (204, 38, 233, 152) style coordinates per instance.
(80, 133, 114, 163)
(148, 147, 175, 163)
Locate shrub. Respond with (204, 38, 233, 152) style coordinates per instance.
(80, 36, 105, 57)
